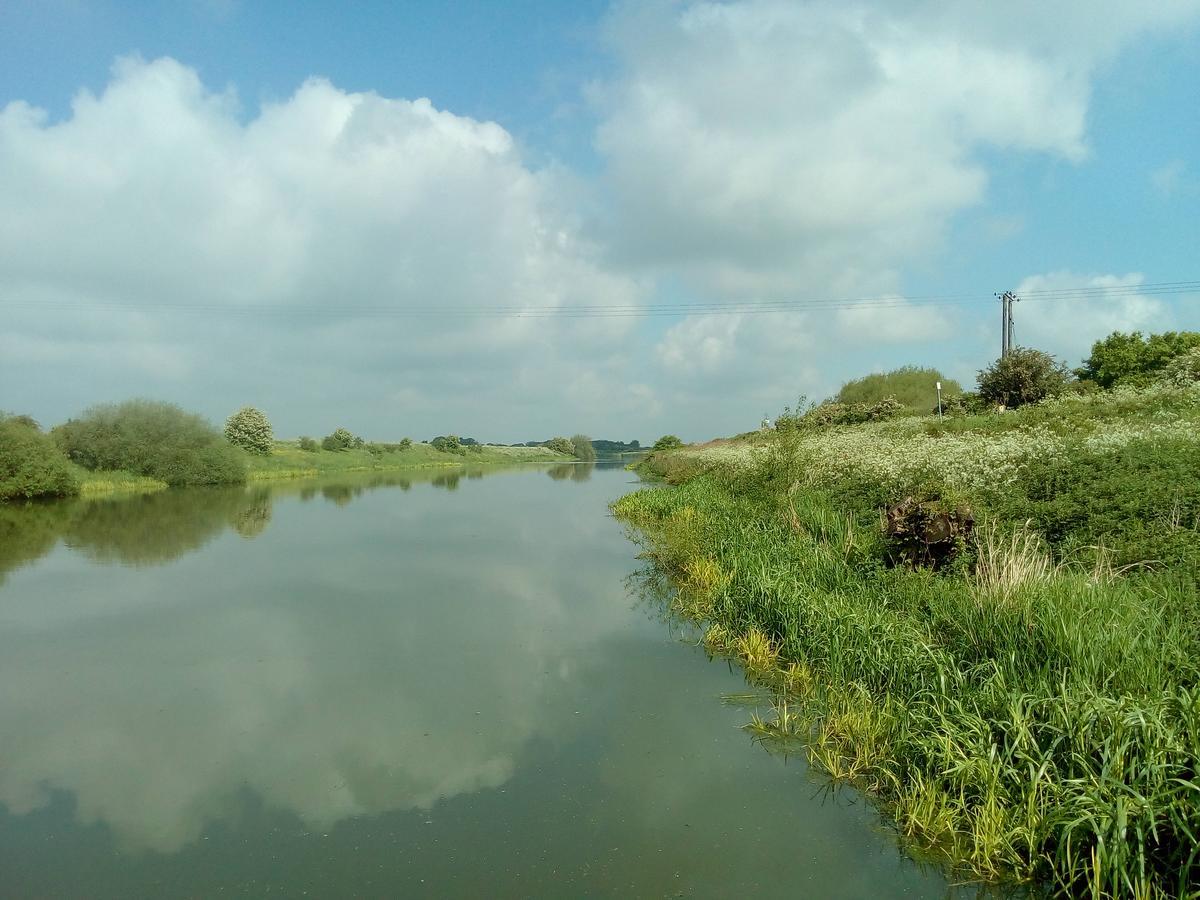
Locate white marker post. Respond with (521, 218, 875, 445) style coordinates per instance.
(936, 381, 943, 418)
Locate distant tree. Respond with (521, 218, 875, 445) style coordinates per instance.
(570, 434, 596, 461)
(652, 435, 684, 451)
(431, 435, 465, 455)
(1076, 330, 1200, 388)
(52, 400, 245, 486)
(398, 437, 413, 450)
(224, 407, 274, 455)
(978, 348, 1071, 408)
(0, 415, 79, 500)
(545, 436, 575, 455)
(835, 366, 962, 415)
(321, 427, 359, 451)
(298, 436, 319, 452)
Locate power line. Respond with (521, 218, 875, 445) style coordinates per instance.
(4, 280, 1198, 320)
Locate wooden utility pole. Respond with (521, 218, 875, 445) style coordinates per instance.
(999, 291, 1018, 356)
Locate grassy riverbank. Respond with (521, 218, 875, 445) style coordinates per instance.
(614, 384, 1200, 897)
(246, 440, 569, 480)
(44, 442, 570, 499)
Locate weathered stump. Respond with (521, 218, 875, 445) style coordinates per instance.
(884, 496, 974, 570)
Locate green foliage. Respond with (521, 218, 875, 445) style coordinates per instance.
(996, 436, 1200, 573)
(298, 436, 319, 452)
(836, 366, 962, 414)
(652, 434, 684, 452)
(1158, 346, 1200, 387)
(0, 416, 80, 501)
(570, 433, 596, 461)
(398, 437, 413, 450)
(53, 400, 245, 487)
(1077, 330, 1200, 388)
(223, 406, 274, 455)
(431, 434, 465, 455)
(977, 347, 1071, 408)
(789, 397, 906, 428)
(321, 427, 360, 451)
(545, 436, 575, 455)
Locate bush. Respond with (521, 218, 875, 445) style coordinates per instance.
(802, 398, 906, 427)
(545, 436, 575, 455)
(0, 416, 79, 501)
(570, 434, 596, 461)
(652, 435, 685, 452)
(399, 437, 413, 451)
(977, 347, 1071, 409)
(53, 400, 245, 487)
(298, 436, 319, 452)
(1076, 330, 1200, 388)
(431, 435, 466, 455)
(940, 391, 987, 416)
(1158, 347, 1200, 387)
(321, 427, 360, 451)
(836, 366, 963, 415)
(224, 407, 274, 455)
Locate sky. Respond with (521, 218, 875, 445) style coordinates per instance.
(1, 0, 1198, 443)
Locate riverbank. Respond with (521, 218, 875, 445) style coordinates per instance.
(614, 383, 1200, 897)
(52, 442, 572, 499)
(244, 440, 570, 481)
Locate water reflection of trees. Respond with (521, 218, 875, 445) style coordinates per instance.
(547, 463, 594, 482)
(0, 468, 502, 581)
(0, 487, 271, 580)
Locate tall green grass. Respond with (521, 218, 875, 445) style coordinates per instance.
(615, 444, 1200, 895)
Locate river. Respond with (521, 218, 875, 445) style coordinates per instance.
(0, 463, 958, 897)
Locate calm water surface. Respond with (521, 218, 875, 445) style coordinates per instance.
(0, 464, 959, 897)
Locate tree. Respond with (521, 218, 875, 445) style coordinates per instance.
(570, 434, 596, 461)
(298, 436, 319, 452)
(322, 427, 359, 451)
(835, 366, 962, 415)
(545, 436, 575, 455)
(652, 435, 684, 451)
(431, 435, 465, 454)
(52, 400, 245, 486)
(224, 407, 274, 455)
(0, 416, 79, 501)
(977, 348, 1071, 409)
(1076, 330, 1200, 388)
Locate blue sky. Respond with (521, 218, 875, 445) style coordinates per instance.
(1, 1, 1198, 441)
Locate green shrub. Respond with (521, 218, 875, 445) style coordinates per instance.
(836, 366, 962, 415)
(570, 434, 596, 461)
(53, 400, 245, 487)
(798, 397, 906, 427)
(1077, 330, 1200, 388)
(652, 434, 684, 452)
(978, 347, 1071, 408)
(0, 416, 80, 501)
(399, 437, 413, 450)
(545, 436, 575, 455)
(298, 436, 319, 452)
(431, 434, 465, 454)
(321, 427, 360, 451)
(1158, 347, 1200, 387)
(224, 407, 274, 455)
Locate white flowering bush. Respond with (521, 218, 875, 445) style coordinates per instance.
(224, 407, 274, 455)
